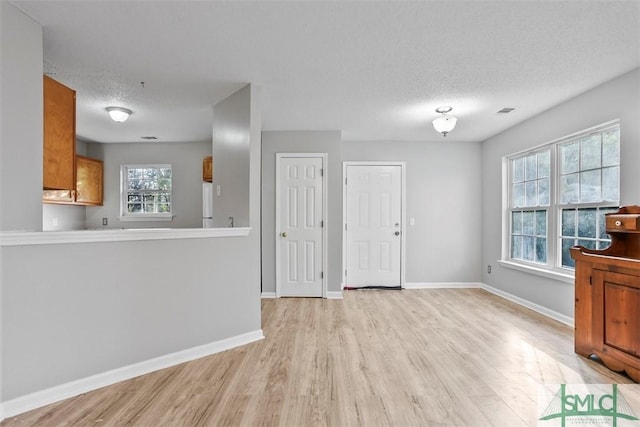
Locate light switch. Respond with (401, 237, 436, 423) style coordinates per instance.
(410, 218, 415, 226)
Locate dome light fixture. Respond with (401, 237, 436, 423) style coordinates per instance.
(106, 106, 132, 123)
(432, 106, 457, 137)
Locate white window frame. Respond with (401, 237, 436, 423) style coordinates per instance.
(119, 164, 174, 222)
(500, 120, 620, 282)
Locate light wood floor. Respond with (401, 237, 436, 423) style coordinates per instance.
(2, 289, 636, 426)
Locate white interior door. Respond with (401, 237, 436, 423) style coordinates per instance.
(345, 164, 402, 287)
(277, 155, 325, 297)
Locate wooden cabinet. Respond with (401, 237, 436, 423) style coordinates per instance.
(43, 75, 76, 190)
(43, 155, 103, 206)
(75, 156, 103, 205)
(203, 156, 213, 182)
(571, 205, 640, 381)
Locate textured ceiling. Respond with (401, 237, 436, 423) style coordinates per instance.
(11, 0, 640, 144)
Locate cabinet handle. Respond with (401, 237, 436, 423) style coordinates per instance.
(615, 220, 622, 226)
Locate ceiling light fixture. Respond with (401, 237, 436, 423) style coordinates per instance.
(106, 107, 132, 123)
(432, 106, 457, 137)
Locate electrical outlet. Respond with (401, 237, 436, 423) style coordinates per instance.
(487, 265, 492, 274)
(102, 217, 108, 226)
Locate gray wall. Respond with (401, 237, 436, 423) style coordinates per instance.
(0, 2, 43, 232)
(212, 85, 251, 228)
(343, 141, 483, 284)
(261, 131, 342, 294)
(481, 68, 640, 318)
(1, 237, 260, 400)
(85, 140, 212, 229)
(0, 10, 262, 403)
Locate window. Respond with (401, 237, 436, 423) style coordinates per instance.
(120, 164, 173, 220)
(506, 122, 619, 273)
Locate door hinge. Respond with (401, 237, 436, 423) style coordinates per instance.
(345, 269, 347, 276)
(589, 275, 592, 285)
(345, 177, 347, 185)
(320, 220, 323, 228)
(321, 272, 324, 279)
(320, 168, 324, 176)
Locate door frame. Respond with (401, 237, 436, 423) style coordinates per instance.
(275, 153, 328, 298)
(342, 161, 407, 289)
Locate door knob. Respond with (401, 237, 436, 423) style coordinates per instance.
(281, 232, 288, 237)
(394, 231, 400, 236)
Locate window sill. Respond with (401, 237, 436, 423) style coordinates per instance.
(497, 260, 574, 284)
(0, 227, 251, 246)
(118, 215, 173, 222)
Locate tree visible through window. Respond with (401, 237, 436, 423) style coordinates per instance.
(506, 122, 619, 272)
(121, 165, 172, 219)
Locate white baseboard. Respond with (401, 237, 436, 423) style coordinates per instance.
(479, 283, 574, 327)
(0, 329, 264, 422)
(404, 282, 483, 289)
(326, 291, 343, 299)
(261, 292, 277, 299)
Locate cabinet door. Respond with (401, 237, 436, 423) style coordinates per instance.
(593, 269, 640, 359)
(43, 76, 76, 190)
(203, 156, 213, 182)
(75, 156, 103, 205)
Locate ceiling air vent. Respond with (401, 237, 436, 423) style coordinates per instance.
(141, 136, 158, 140)
(497, 107, 515, 114)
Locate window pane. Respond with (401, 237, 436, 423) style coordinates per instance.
(597, 240, 612, 250)
(536, 210, 547, 236)
(560, 173, 579, 204)
(513, 158, 524, 183)
(538, 178, 550, 206)
(513, 183, 524, 208)
(562, 238, 576, 268)
(523, 211, 535, 235)
(580, 170, 601, 202)
(562, 209, 576, 237)
(580, 134, 601, 170)
(602, 166, 619, 202)
(537, 151, 550, 178)
(128, 203, 142, 213)
(577, 208, 596, 238)
(512, 211, 522, 234)
(525, 181, 537, 207)
(511, 236, 522, 259)
(535, 238, 547, 263)
(523, 236, 534, 261)
(599, 207, 618, 239)
(561, 141, 579, 174)
(525, 154, 537, 180)
(603, 129, 620, 167)
(578, 239, 596, 250)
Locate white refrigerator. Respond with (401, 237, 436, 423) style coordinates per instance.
(202, 182, 214, 228)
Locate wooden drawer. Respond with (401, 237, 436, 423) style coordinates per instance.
(606, 214, 640, 233)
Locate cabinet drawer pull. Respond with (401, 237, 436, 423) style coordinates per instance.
(615, 220, 622, 226)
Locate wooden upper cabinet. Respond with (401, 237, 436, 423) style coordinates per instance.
(203, 156, 213, 182)
(75, 156, 103, 206)
(43, 75, 76, 190)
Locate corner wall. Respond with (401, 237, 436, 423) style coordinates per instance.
(0, 2, 43, 231)
(481, 68, 640, 318)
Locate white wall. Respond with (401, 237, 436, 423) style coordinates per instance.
(212, 85, 252, 228)
(0, 2, 43, 231)
(481, 68, 640, 318)
(342, 140, 483, 284)
(261, 131, 342, 294)
(85, 141, 212, 229)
